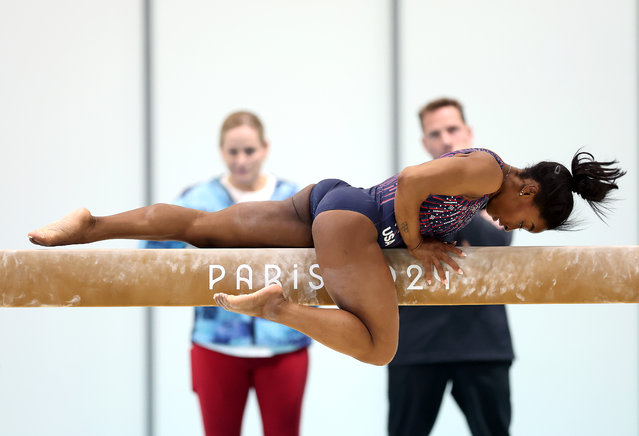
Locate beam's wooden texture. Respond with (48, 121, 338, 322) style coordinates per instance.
(1, 247, 637, 307)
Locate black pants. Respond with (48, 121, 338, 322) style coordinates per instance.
(387, 361, 511, 436)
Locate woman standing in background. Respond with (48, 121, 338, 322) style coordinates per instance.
(141, 111, 311, 436)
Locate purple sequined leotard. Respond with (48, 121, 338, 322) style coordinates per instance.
(309, 148, 503, 248)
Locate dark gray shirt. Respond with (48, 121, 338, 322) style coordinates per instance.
(389, 213, 515, 365)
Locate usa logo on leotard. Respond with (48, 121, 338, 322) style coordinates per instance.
(382, 226, 396, 246)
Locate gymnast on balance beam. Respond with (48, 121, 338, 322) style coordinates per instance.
(28, 148, 624, 365)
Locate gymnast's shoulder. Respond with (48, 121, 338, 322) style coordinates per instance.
(444, 148, 504, 190)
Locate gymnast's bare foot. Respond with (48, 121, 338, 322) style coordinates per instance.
(28, 208, 95, 246)
(214, 284, 287, 319)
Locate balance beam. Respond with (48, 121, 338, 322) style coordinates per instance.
(1, 247, 637, 307)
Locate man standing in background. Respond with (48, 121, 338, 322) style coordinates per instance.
(387, 98, 514, 436)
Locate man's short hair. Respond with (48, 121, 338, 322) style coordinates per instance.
(418, 97, 466, 125)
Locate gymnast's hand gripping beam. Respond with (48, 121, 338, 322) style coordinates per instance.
(1, 247, 638, 307)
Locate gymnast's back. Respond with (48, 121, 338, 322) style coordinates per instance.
(309, 148, 502, 248)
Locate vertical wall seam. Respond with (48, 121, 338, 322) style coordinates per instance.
(391, 0, 401, 174)
(142, 0, 155, 435)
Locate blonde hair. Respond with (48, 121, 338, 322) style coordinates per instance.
(219, 111, 265, 147)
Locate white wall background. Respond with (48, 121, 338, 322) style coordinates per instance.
(0, 1, 146, 436)
(0, 1, 636, 435)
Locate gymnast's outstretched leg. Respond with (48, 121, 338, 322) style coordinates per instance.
(28, 185, 315, 248)
(29, 186, 400, 364)
(215, 209, 400, 365)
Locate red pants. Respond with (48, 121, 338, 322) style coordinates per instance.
(191, 344, 309, 436)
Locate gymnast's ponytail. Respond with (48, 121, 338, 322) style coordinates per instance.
(519, 150, 625, 230)
(570, 151, 625, 218)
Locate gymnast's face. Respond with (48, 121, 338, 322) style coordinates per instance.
(220, 124, 269, 190)
(421, 106, 474, 159)
(485, 181, 547, 233)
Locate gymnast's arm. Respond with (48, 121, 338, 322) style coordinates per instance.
(394, 152, 503, 278)
(394, 151, 503, 248)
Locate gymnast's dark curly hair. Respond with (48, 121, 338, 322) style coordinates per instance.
(519, 151, 626, 230)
